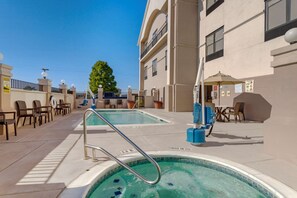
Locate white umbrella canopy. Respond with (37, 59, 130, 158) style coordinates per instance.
(204, 71, 244, 105)
(204, 71, 244, 85)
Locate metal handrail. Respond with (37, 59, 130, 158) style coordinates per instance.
(83, 108, 161, 185)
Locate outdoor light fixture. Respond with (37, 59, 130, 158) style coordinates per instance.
(71, 84, 75, 88)
(128, 85, 131, 89)
(99, 84, 102, 88)
(41, 68, 49, 79)
(61, 79, 65, 85)
(284, 28, 297, 44)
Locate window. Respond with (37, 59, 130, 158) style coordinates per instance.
(206, 0, 224, 15)
(165, 50, 167, 71)
(265, 0, 297, 41)
(144, 66, 148, 80)
(152, 59, 157, 76)
(206, 26, 224, 62)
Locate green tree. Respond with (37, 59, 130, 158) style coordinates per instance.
(89, 61, 117, 94)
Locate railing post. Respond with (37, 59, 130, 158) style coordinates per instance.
(96, 86, 104, 108)
(59, 83, 68, 103)
(38, 78, 52, 106)
(127, 87, 133, 101)
(71, 86, 76, 109)
(0, 63, 13, 136)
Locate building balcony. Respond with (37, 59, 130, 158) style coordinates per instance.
(140, 22, 167, 59)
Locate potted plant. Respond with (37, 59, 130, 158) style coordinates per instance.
(127, 100, 136, 109)
(154, 101, 163, 109)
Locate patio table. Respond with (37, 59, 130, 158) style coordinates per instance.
(215, 105, 231, 122)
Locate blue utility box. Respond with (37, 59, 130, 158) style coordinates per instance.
(205, 106, 215, 129)
(186, 128, 205, 144)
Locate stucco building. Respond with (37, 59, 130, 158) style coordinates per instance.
(138, 0, 199, 112)
(139, 0, 297, 112)
(139, 0, 297, 167)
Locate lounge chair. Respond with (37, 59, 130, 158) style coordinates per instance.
(60, 99, 71, 114)
(55, 100, 70, 115)
(116, 99, 123, 108)
(104, 99, 110, 108)
(0, 111, 17, 140)
(33, 100, 52, 122)
(227, 102, 245, 122)
(15, 100, 41, 128)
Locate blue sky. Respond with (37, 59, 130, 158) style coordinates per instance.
(0, 0, 147, 92)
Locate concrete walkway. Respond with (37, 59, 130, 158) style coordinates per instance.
(0, 109, 297, 197)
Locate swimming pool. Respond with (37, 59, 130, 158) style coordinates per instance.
(85, 110, 168, 126)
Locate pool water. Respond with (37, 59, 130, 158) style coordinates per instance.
(87, 158, 269, 198)
(85, 110, 167, 126)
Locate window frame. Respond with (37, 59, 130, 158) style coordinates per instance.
(152, 58, 157, 76)
(144, 66, 148, 80)
(205, 26, 224, 62)
(206, 0, 224, 16)
(165, 50, 168, 71)
(265, 0, 297, 41)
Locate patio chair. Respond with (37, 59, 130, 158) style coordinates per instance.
(104, 99, 110, 108)
(0, 111, 17, 140)
(15, 100, 41, 128)
(227, 102, 245, 122)
(60, 99, 71, 114)
(33, 100, 52, 123)
(116, 99, 123, 108)
(56, 100, 70, 115)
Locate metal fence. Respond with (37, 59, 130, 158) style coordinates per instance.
(51, 87, 61, 93)
(11, 79, 40, 91)
(67, 90, 73, 94)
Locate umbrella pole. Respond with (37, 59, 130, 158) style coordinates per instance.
(218, 83, 221, 106)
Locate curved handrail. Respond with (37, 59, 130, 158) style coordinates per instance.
(83, 108, 161, 185)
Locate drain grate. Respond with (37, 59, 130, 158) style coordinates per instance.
(170, 147, 191, 151)
(120, 148, 136, 154)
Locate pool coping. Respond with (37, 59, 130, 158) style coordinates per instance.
(60, 151, 297, 198)
(74, 109, 172, 131)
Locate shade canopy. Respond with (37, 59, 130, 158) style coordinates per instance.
(204, 71, 244, 85)
(204, 71, 244, 106)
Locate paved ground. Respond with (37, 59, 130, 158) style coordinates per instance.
(1, 109, 297, 197)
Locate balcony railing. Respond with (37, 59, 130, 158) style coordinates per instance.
(141, 22, 168, 59)
(11, 79, 40, 91)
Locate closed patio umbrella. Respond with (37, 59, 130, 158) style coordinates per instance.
(204, 71, 244, 105)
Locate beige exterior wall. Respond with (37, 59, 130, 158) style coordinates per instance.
(263, 43, 297, 165)
(199, 0, 287, 79)
(10, 89, 47, 109)
(51, 93, 65, 103)
(143, 44, 167, 100)
(66, 94, 74, 109)
(139, 0, 167, 43)
(139, 0, 199, 112)
(146, 13, 167, 45)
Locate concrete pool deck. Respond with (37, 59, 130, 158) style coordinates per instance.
(0, 109, 297, 197)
